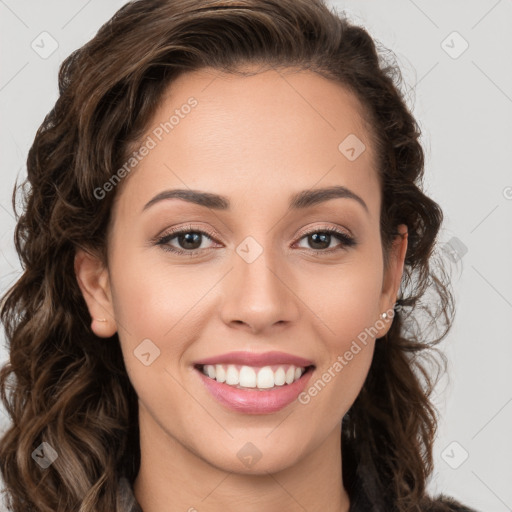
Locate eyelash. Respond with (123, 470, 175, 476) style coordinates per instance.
(152, 224, 357, 258)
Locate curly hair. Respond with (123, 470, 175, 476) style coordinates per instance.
(0, 1, 456, 511)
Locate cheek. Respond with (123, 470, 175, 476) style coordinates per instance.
(298, 254, 384, 341)
(295, 254, 383, 401)
(108, 254, 206, 415)
(109, 248, 211, 338)
(296, 270, 381, 421)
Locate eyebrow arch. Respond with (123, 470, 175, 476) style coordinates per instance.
(289, 185, 368, 212)
(142, 185, 368, 213)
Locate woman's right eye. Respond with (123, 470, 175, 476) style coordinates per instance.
(155, 227, 219, 256)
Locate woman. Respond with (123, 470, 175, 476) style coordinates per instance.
(0, 0, 479, 511)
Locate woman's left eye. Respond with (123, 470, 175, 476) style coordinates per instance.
(154, 226, 356, 256)
(294, 228, 356, 252)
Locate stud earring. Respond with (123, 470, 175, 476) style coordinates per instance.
(380, 312, 388, 320)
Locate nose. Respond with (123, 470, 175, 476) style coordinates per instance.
(219, 243, 300, 335)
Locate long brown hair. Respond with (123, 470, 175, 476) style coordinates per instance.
(0, 1, 454, 511)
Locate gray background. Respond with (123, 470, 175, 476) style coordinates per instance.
(0, 1, 511, 510)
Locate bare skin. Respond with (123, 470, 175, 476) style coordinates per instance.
(75, 66, 407, 512)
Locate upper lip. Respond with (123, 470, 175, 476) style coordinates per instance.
(193, 351, 315, 368)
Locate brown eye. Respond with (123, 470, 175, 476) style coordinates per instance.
(155, 225, 219, 255)
(174, 232, 203, 250)
(306, 232, 333, 250)
(296, 228, 356, 253)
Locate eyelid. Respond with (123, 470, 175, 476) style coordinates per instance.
(152, 222, 357, 255)
(153, 222, 353, 242)
(293, 223, 354, 241)
(150, 223, 219, 245)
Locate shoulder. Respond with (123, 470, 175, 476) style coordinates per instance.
(419, 493, 480, 512)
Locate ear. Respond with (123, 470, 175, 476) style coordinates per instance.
(378, 224, 408, 327)
(74, 247, 118, 338)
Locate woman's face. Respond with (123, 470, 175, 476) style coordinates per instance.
(76, 67, 406, 475)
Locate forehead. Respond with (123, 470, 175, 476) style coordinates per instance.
(113, 67, 380, 219)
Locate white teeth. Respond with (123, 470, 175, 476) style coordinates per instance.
(256, 366, 274, 389)
(285, 366, 295, 384)
(225, 365, 239, 385)
(239, 366, 257, 388)
(206, 365, 216, 379)
(274, 367, 286, 386)
(215, 364, 226, 383)
(201, 364, 308, 390)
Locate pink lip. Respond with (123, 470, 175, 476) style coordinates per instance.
(196, 366, 315, 414)
(193, 350, 314, 368)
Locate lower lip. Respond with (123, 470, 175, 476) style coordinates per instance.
(196, 366, 314, 414)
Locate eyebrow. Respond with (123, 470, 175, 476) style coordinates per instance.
(142, 185, 368, 213)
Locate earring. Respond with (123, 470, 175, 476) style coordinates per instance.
(380, 312, 388, 320)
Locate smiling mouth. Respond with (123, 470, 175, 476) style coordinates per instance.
(194, 363, 315, 391)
